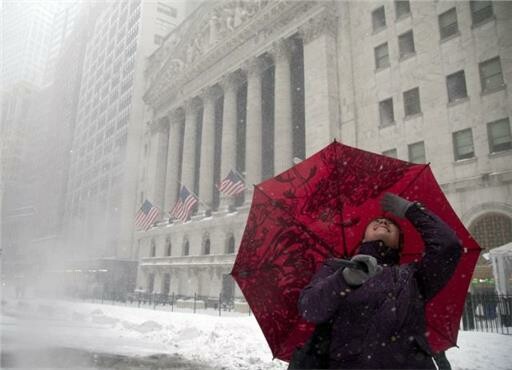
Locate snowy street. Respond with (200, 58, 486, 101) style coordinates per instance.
(2, 298, 512, 369)
(1, 298, 286, 369)
(1, 300, 216, 368)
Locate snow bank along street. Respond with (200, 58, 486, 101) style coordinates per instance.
(2, 299, 512, 370)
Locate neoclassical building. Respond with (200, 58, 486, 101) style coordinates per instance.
(136, 0, 512, 300)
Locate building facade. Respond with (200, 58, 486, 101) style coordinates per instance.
(43, 1, 82, 86)
(1, 82, 38, 289)
(0, 3, 101, 295)
(138, 0, 511, 300)
(1, 1, 60, 89)
(64, 0, 186, 265)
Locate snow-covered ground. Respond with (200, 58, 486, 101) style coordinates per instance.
(2, 298, 512, 369)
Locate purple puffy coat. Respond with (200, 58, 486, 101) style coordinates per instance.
(298, 204, 462, 369)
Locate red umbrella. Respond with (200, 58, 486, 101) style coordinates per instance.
(231, 141, 481, 362)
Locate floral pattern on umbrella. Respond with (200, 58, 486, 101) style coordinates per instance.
(231, 141, 480, 361)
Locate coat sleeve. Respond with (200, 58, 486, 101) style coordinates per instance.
(297, 259, 351, 324)
(406, 203, 462, 301)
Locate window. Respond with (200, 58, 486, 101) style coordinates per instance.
(487, 118, 512, 153)
(408, 141, 426, 163)
(470, 1, 494, 25)
(439, 8, 458, 40)
(147, 273, 154, 293)
(162, 274, 170, 295)
(382, 148, 397, 158)
(446, 70, 468, 102)
(372, 6, 386, 31)
(395, 0, 410, 19)
(479, 57, 504, 92)
(453, 129, 475, 160)
(203, 239, 211, 255)
(398, 30, 415, 59)
(469, 213, 512, 252)
(403, 87, 421, 116)
(165, 237, 171, 256)
(379, 98, 395, 126)
(183, 240, 190, 256)
(374, 43, 390, 69)
(226, 236, 235, 254)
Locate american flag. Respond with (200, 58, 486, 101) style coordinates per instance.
(169, 185, 198, 222)
(135, 200, 160, 231)
(217, 170, 245, 196)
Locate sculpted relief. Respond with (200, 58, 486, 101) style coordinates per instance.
(187, 0, 268, 63)
(147, 0, 270, 84)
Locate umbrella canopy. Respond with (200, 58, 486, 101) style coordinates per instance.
(231, 141, 481, 362)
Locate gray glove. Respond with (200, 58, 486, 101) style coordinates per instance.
(380, 192, 413, 218)
(342, 255, 383, 286)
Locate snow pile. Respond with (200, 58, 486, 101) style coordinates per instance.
(446, 331, 512, 370)
(3, 299, 512, 370)
(4, 299, 287, 369)
(79, 304, 286, 369)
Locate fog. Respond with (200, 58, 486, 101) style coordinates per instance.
(1, 0, 511, 368)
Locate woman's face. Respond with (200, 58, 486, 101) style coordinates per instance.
(363, 218, 401, 249)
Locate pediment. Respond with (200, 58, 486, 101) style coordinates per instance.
(144, 1, 326, 109)
(146, 1, 269, 85)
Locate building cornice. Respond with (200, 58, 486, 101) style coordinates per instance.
(140, 254, 235, 268)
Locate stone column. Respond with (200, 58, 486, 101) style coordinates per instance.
(219, 73, 243, 211)
(180, 98, 200, 196)
(270, 39, 294, 174)
(146, 123, 158, 203)
(151, 118, 169, 211)
(198, 87, 220, 215)
(299, 10, 340, 156)
(242, 58, 265, 204)
(164, 110, 184, 214)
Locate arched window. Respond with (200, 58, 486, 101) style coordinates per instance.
(183, 240, 190, 256)
(203, 239, 211, 255)
(162, 273, 170, 295)
(165, 237, 172, 256)
(150, 238, 156, 257)
(226, 235, 235, 254)
(470, 212, 512, 263)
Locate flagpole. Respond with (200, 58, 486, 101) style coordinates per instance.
(231, 168, 247, 182)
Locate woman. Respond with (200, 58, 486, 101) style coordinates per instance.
(297, 193, 462, 369)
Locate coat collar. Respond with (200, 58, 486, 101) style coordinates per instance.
(356, 240, 401, 266)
